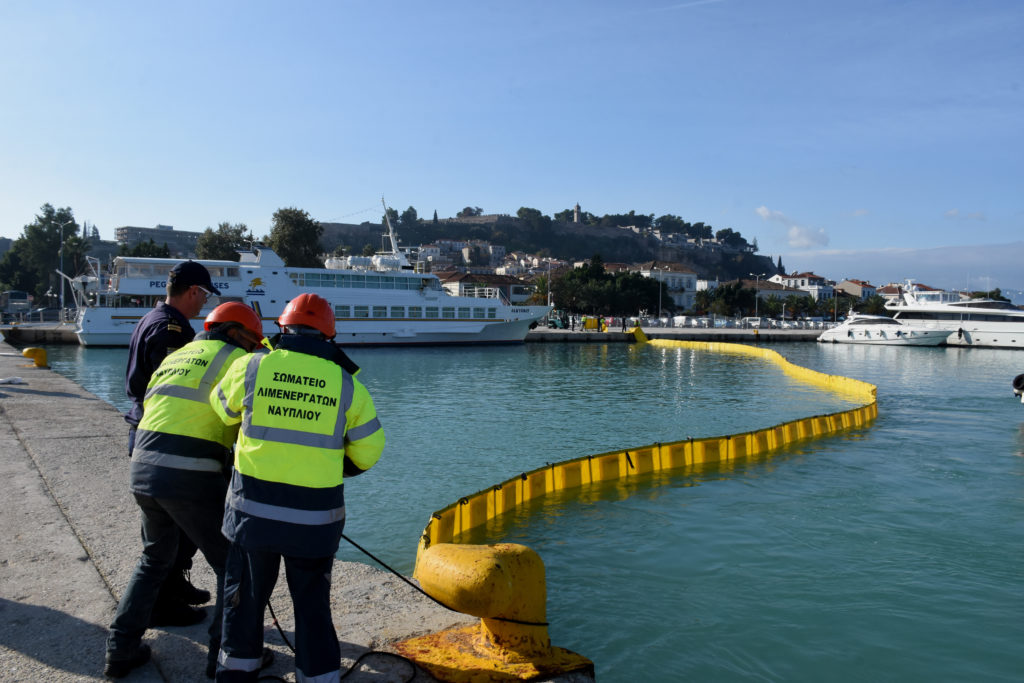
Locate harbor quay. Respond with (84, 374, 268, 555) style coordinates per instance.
(0, 341, 591, 682)
(0, 321, 821, 346)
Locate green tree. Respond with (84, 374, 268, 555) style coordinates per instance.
(857, 294, 888, 315)
(654, 214, 688, 233)
(118, 239, 171, 258)
(548, 255, 663, 315)
(361, 243, 376, 257)
(0, 203, 86, 300)
(715, 227, 749, 250)
(432, 210, 439, 225)
(398, 206, 419, 231)
(195, 222, 249, 261)
(267, 208, 323, 267)
(457, 206, 483, 218)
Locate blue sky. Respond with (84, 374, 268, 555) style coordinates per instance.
(2, 1, 1022, 299)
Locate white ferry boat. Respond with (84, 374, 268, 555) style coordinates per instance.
(71, 223, 551, 347)
(885, 282, 1024, 349)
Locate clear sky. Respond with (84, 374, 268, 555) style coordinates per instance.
(2, 1, 1022, 298)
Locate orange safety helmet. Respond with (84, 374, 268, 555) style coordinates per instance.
(204, 302, 265, 338)
(277, 293, 335, 338)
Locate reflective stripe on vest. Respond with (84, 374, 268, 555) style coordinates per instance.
(132, 450, 223, 472)
(345, 416, 382, 443)
(145, 343, 239, 404)
(239, 353, 352, 450)
(226, 488, 346, 525)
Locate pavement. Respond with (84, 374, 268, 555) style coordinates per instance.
(0, 341, 592, 682)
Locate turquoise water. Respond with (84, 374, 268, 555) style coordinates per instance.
(40, 342, 1024, 681)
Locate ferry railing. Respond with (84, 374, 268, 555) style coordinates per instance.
(462, 286, 511, 305)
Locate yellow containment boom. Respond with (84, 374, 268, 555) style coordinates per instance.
(407, 337, 877, 681)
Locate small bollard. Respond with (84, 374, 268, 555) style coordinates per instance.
(394, 543, 593, 681)
(22, 347, 49, 368)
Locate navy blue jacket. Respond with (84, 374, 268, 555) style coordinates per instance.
(124, 302, 194, 426)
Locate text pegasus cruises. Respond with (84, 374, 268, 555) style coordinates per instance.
(70, 219, 552, 347)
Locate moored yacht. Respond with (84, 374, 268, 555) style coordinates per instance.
(885, 282, 1024, 349)
(817, 313, 948, 346)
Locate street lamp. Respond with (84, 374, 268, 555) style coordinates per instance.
(56, 219, 74, 313)
(750, 272, 765, 320)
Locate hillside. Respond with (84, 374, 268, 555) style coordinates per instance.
(319, 218, 778, 281)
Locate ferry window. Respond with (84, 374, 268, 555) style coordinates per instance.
(349, 275, 365, 288)
(473, 307, 485, 318)
(354, 305, 369, 318)
(306, 273, 321, 286)
(365, 275, 381, 289)
(425, 306, 439, 319)
(458, 307, 470, 318)
(408, 306, 422, 318)
(443, 307, 455, 319)
(380, 277, 395, 290)
(372, 306, 387, 318)
(290, 273, 304, 286)
(402, 278, 418, 290)
(335, 305, 351, 317)
(226, 268, 239, 277)
(488, 308, 496, 318)
(390, 306, 405, 318)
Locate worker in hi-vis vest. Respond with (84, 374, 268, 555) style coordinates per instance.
(106, 303, 267, 679)
(210, 292, 385, 682)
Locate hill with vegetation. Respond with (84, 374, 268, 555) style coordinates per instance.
(321, 205, 780, 281)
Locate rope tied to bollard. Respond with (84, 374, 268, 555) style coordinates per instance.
(341, 533, 549, 627)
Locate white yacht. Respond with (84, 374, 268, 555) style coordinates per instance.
(70, 216, 551, 347)
(817, 313, 948, 346)
(885, 282, 1024, 349)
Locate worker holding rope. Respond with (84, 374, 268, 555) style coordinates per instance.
(210, 293, 385, 682)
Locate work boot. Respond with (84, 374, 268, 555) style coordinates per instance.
(163, 569, 211, 605)
(104, 643, 151, 678)
(149, 601, 206, 628)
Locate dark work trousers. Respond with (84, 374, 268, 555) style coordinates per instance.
(106, 493, 228, 658)
(129, 425, 200, 583)
(217, 546, 339, 682)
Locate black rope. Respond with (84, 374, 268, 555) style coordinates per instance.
(263, 599, 416, 682)
(340, 533, 549, 627)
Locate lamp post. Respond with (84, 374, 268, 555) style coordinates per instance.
(56, 219, 74, 314)
(750, 272, 765, 320)
(656, 266, 663, 319)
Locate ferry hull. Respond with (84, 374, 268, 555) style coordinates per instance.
(77, 310, 547, 347)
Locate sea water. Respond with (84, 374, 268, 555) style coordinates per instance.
(39, 342, 1024, 681)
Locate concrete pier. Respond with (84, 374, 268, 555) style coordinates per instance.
(0, 341, 592, 682)
(526, 326, 820, 343)
(2, 322, 823, 346)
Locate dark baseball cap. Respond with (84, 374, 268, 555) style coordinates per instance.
(169, 260, 221, 295)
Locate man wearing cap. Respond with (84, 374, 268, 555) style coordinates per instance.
(106, 303, 268, 678)
(123, 259, 220, 627)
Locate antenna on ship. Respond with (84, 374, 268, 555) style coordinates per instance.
(380, 197, 410, 268)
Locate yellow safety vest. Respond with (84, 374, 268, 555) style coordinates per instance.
(212, 344, 383, 530)
(133, 338, 247, 471)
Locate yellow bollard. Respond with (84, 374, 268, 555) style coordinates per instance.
(395, 543, 593, 681)
(21, 347, 48, 368)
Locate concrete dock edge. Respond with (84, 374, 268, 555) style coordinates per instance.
(0, 342, 491, 682)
